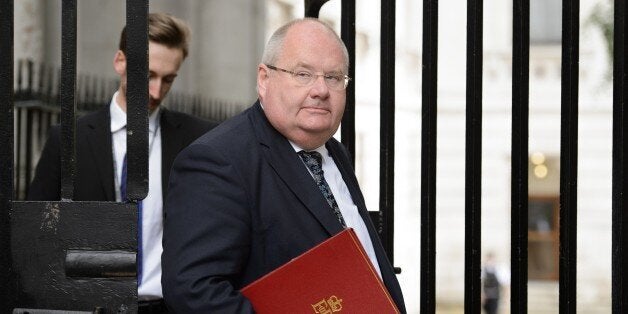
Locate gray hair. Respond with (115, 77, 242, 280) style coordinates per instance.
(261, 18, 349, 72)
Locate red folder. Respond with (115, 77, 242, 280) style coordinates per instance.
(241, 228, 400, 313)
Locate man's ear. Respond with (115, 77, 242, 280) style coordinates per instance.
(113, 50, 127, 75)
(257, 64, 269, 98)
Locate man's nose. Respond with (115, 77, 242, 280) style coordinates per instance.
(309, 75, 330, 97)
(149, 79, 162, 100)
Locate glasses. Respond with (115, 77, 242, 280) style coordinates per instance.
(265, 64, 351, 90)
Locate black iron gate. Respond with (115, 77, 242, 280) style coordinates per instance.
(1, 0, 150, 312)
(2, 0, 628, 313)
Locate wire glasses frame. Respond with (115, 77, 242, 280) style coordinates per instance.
(265, 64, 351, 90)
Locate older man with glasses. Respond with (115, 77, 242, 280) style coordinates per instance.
(161, 18, 406, 313)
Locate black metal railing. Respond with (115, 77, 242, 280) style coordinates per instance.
(464, 0, 484, 311)
(0, 0, 15, 310)
(420, 0, 438, 312)
(559, 0, 580, 312)
(612, 0, 628, 312)
(511, 0, 530, 312)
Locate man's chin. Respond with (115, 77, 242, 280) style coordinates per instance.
(299, 125, 339, 142)
(299, 119, 339, 135)
(148, 103, 160, 113)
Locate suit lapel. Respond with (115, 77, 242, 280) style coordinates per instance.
(84, 107, 115, 201)
(250, 103, 343, 236)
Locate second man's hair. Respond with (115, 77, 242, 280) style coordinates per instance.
(118, 12, 191, 58)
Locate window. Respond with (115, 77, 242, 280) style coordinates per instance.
(528, 196, 559, 280)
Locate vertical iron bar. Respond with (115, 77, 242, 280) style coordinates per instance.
(379, 0, 396, 263)
(465, 0, 483, 312)
(24, 109, 34, 200)
(27, 107, 46, 199)
(59, 0, 77, 201)
(613, 0, 628, 312)
(304, 0, 328, 18)
(59, 0, 76, 201)
(16, 60, 23, 97)
(559, 0, 579, 312)
(26, 60, 33, 98)
(420, 0, 438, 312)
(125, 0, 149, 201)
(511, 0, 529, 312)
(340, 0, 356, 165)
(38, 63, 45, 100)
(0, 0, 15, 310)
(15, 106, 22, 197)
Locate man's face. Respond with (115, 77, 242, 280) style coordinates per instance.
(257, 22, 347, 150)
(114, 41, 184, 112)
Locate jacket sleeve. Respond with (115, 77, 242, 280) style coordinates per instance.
(162, 141, 255, 313)
(26, 126, 61, 201)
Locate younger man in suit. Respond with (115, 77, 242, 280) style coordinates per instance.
(28, 13, 216, 313)
(162, 18, 406, 312)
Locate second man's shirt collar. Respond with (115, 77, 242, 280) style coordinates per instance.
(110, 91, 161, 134)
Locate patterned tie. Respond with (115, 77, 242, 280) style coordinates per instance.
(119, 154, 143, 284)
(298, 150, 347, 227)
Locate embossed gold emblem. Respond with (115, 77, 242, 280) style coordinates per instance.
(312, 295, 343, 313)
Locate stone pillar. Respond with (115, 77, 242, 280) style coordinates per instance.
(178, 0, 266, 104)
(14, 0, 45, 64)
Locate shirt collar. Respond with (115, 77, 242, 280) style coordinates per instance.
(110, 91, 126, 133)
(148, 107, 161, 133)
(109, 91, 161, 133)
(289, 141, 327, 157)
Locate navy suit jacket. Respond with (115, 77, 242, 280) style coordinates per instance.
(162, 101, 406, 312)
(27, 105, 216, 202)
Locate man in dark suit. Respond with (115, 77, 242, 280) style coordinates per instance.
(28, 13, 216, 313)
(162, 18, 406, 312)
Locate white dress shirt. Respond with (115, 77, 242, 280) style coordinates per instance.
(292, 142, 383, 278)
(110, 92, 164, 299)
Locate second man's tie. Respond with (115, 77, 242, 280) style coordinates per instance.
(120, 154, 143, 284)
